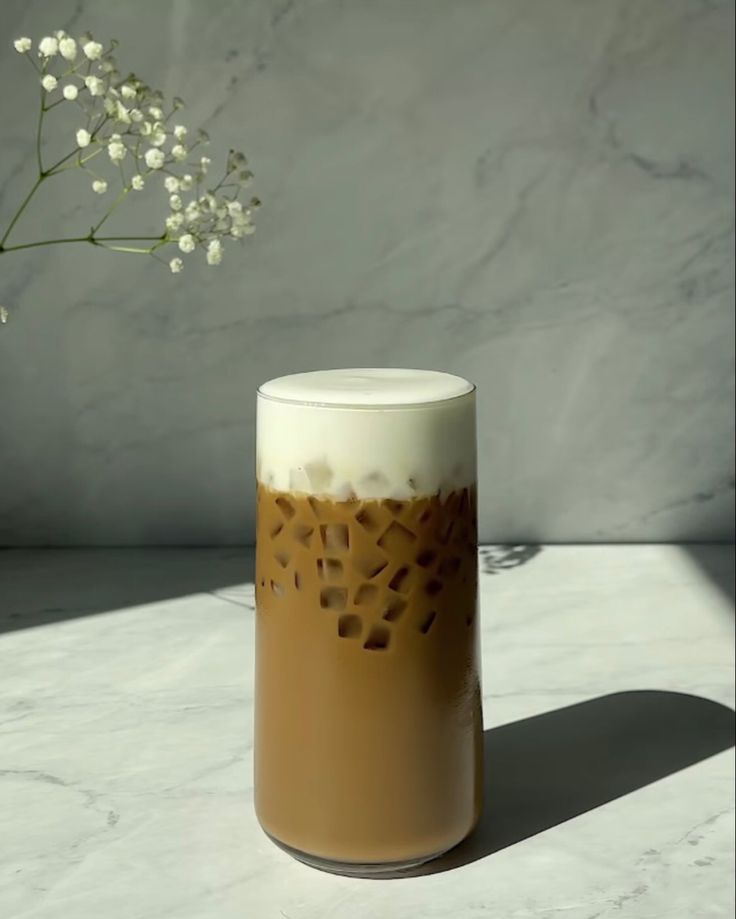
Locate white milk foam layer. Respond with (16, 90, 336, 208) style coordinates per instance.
(257, 369, 476, 500)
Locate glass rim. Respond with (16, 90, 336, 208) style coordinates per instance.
(256, 383, 476, 412)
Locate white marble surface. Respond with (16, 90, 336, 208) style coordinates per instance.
(0, 545, 734, 918)
(0, 0, 734, 545)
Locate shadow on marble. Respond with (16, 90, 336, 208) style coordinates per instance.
(684, 544, 735, 607)
(0, 548, 254, 634)
(0, 546, 540, 635)
(405, 691, 735, 877)
(479, 545, 542, 575)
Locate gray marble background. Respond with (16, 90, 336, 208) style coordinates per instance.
(0, 0, 733, 545)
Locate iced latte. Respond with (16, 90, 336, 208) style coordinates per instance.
(254, 369, 482, 876)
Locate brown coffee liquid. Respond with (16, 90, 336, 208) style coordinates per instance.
(254, 484, 482, 867)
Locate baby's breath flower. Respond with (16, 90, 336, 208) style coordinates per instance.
(4, 31, 258, 286)
(38, 36, 59, 57)
(183, 202, 200, 223)
(173, 96, 185, 109)
(59, 36, 77, 60)
(114, 101, 132, 124)
(206, 239, 223, 266)
(149, 122, 167, 146)
(108, 136, 127, 162)
(83, 40, 103, 60)
(144, 148, 165, 169)
(232, 205, 256, 236)
(85, 75, 105, 96)
(227, 149, 247, 172)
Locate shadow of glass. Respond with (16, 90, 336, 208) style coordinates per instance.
(0, 548, 254, 634)
(683, 544, 735, 607)
(404, 691, 735, 877)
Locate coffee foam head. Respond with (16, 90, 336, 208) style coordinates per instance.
(256, 369, 476, 499)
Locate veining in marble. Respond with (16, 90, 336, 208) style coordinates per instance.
(0, 0, 733, 544)
(0, 545, 733, 917)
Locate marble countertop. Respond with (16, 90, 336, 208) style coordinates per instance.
(1, 545, 733, 919)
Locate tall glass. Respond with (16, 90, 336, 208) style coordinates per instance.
(254, 369, 482, 876)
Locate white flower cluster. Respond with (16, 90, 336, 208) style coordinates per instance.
(12, 30, 258, 273)
(162, 157, 259, 272)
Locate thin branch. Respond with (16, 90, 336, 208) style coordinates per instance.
(35, 86, 45, 173)
(92, 184, 129, 233)
(52, 147, 104, 174)
(22, 53, 41, 75)
(1, 236, 91, 252)
(45, 115, 111, 176)
(96, 243, 156, 254)
(0, 176, 44, 249)
(98, 235, 166, 242)
(1, 234, 166, 254)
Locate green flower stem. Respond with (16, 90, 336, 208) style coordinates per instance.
(98, 244, 157, 254)
(1, 235, 166, 254)
(0, 175, 44, 249)
(92, 184, 130, 234)
(44, 116, 110, 176)
(0, 97, 149, 257)
(36, 86, 45, 173)
(51, 148, 104, 175)
(44, 147, 84, 176)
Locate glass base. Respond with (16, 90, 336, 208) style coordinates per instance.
(266, 831, 449, 878)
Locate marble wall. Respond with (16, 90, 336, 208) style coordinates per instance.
(0, 0, 733, 545)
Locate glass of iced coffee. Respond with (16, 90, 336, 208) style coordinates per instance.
(254, 369, 482, 876)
